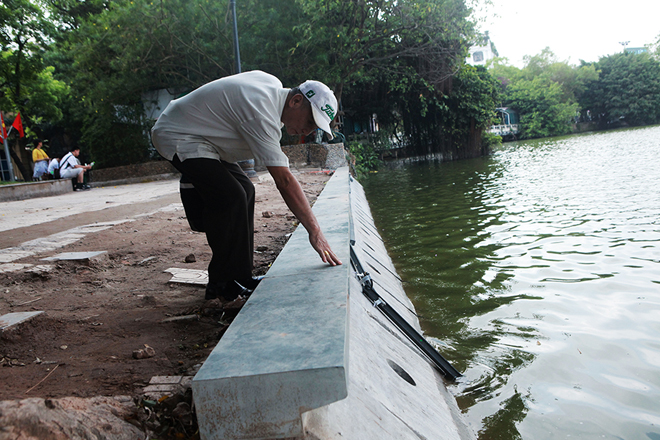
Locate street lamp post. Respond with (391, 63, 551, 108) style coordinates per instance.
(230, 0, 257, 178)
(230, 0, 241, 74)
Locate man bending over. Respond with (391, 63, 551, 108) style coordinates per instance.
(151, 71, 342, 302)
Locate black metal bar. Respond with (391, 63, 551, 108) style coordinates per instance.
(350, 246, 461, 381)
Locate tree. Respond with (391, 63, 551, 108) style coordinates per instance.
(280, 0, 474, 99)
(507, 76, 576, 138)
(0, 0, 67, 179)
(46, 0, 484, 167)
(488, 48, 598, 139)
(579, 52, 660, 127)
(649, 33, 660, 59)
(49, 0, 238, 167)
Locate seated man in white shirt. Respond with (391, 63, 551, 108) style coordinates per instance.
(59, 147, 92, 191)
(47, 157, 60, 179)
(151, 71, 342, 302)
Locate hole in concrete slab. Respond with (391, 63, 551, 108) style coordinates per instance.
(366, 262, 381, 275)
(387, 359, 416, 386)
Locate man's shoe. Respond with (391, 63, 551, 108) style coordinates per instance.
(235, 276, 265, 290)
(205, 280, 252, 301)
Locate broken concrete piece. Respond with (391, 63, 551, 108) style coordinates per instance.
(143, 375, 194, 401)
(42, 251, 108, 263)
(27, 265, 54, 274)
(164, 267, 208, 286)
(150, 376, 185, 385)
(0, 311, 44, 331)
(0, 263, 33, 273)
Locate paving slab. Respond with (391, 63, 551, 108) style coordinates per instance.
(0, 263, 32, 273)
(0, 311, 44, 331)
(164, 267, 208, 286)
(0, 250, 34, 263)
(42, 251, 108, 262)
(0, 179, 179, 233)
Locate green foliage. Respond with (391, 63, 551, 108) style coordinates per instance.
(290, 0, 474, 99)
(47, 0, 239, 166)
(579, 52, 660, 127)
(488, 48, 596, 139)
(0, 0, 66, 132)
(481, 131, 502, 150)
(10, 0, 494, 169)
(80, 103, 153, 168)
(445, 65, 501, 130)
(507, 76, 577, 138)
(347, 140, 380, 178)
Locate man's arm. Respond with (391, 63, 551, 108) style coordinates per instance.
(267, 166, 342, 266)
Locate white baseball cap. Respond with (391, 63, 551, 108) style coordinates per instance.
(299, 80, 337, 140)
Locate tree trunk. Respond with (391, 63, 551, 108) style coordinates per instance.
(9, 143, 29, 181)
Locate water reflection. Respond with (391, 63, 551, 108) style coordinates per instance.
(362, 125, 660, 439)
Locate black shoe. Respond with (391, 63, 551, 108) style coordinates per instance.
(205, 280, 252, 301)
(74, 183, 91, 191)
(235, 276, 265, 290)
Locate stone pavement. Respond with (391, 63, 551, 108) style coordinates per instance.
(0, 179, 180, 233)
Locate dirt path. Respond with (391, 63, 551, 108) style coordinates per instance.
(0, 170, 331, 401)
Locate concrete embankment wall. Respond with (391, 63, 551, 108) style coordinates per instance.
(0, 179, 72, 202)
(192, 167, 475, 440)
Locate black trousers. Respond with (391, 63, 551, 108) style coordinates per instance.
(171, 155, 255, 285)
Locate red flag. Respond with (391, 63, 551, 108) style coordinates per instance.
(0, 113, 6, 141)
(12, 112, 24, 138)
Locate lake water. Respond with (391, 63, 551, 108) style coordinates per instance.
(361, 126, 660, 439)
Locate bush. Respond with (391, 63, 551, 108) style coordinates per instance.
(347, 140, 380, 178)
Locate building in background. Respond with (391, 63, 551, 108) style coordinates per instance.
(624, 47, 648, 55)
(489, 107, 520, 140)
(466, 32, 499, 66)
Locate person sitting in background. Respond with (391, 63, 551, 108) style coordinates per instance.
(31, 140, 49, 181)
(59, 146, 92, 191)
(47, 157, 60, 179)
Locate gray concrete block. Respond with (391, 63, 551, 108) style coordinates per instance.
(0, 311, 44, 331)
(192, 168, 351, 440)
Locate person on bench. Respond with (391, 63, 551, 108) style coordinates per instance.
(59, 146, 92, 191)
